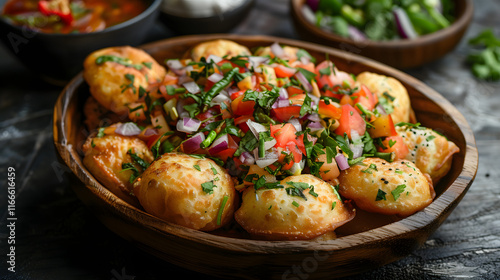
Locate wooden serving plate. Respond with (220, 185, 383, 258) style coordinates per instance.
(53, 34, 478, 279)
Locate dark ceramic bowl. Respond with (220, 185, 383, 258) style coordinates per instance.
(159, 0, 255, 35)
(0, 0, 162, 86)
(290, 0, 473, 69)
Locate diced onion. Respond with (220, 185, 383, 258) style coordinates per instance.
(207, 54, 223, 64)
(211, 93, 232, 107)
(254, 147, 279, 168)
(279, 87, 289, 100)
(166, 59, 183, 70)
(335, 153, 350, 170)
(208, 134, 229, 155)
(239, 151, 255, 165)
(307, 121, 323, 132)
(183, 81, 200, 94)
(182, 132, 205, 154)
(348, 25, 367, 42)
(143, 128, 158, 137)
(393, 7, 418, 39)
(295, 71, 313, 92)
(270, 42, 285, 59)
(248, 56, 269, 70)
(177, 117, 201, 134)
(288, 118, 302, 132)
(246, 119, 268, 139)
(208, 72, 224, 83)
(115, 122, 141, 136)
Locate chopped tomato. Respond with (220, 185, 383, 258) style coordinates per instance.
(270, 123, 297, 148)
(334, 104, 366, 139)
(295, 61, 316, 73)
(352, 84, 377, 111)
(230, 89, 246, 100)
(288, 93, 306, 106)
(367, 114, 397, 138)
(271, 106, 301, 122)
(277, 142, 302, 170)
(286, 85, 305, 96)
(234, 115, 253, 133)
(378, 135, 409, 160)
(315, 60, 355, 90)
(231, 94, 255, 116)
(213, 148, 236, 162)
(274, 64, 297, 78)
(318, 100, 342, 119)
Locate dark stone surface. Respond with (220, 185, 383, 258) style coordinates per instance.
(0, 0, 498, 279)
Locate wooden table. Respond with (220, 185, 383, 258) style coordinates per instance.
(1, 0, 499, 279)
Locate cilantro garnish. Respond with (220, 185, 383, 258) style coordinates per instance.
(375, 189, 387, 201)
(201, 181, 217, 194)
(391, 184, 406, 201)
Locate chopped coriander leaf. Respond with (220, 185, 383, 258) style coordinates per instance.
(375, 189, 387, 201)
(95, 55, 143, 70)
(391, 184, 406, 201)
(142, 61, 153, 69)
(292, 201, 300, 208)
(243, 86, 280, 112)
(296, 48, 316, 63)
(331, 201, 337, 210)
(426, 135, 436, 141)
(389, 139, 397, 147)
(299, 93, 314, 116)
(285, 181, 311, 200)
(127, 149, 150, 170)
(308, 186, 319, 197)
(121, 163, 140, 183)
(96, 127, 106, 138)
(201, 181, 217, 194)
(151, 131, 175, 159)
(193, 164, 201, 171)
(395, 122, 422, 128)
(210, 163, 218, 175)
(120, 73, 136, 94)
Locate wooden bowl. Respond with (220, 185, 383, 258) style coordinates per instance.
(290, 0, 474, 69)
(53, 34, 478, 279)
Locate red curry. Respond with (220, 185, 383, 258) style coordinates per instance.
(2, 0, 147, 33)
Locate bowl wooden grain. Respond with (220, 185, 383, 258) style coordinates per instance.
(53, 34, 478, 279)
(290, 0, 473, 69)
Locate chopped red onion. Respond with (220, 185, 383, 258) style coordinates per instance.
(300, 55, 310, 65)
(248, 56, 269, 70)
(288, 118, 302, 132)
(307, 113, 321, 122)
(178, 75, 194, 85)
(246, 119, 268, 139)
(207, 54, 223, 64)
(208, 72, 224, 83)
(115, 122, 142, 136)
(254, 147, 279, 168)
(279, 87, 289, 100)
(305, 0, 320, 11)
(307, 121, 323, 133)
(270, 42, 285, 59)
(208, 134, 229, 155)
(182, 132, 205, 154)
(183, 81, 200, 94)
(295, 71, 313, 92)
(211, 93, 231, 107)
(166, 59, 183, 70)
(239, 151, 255, 165)
(143, 128, 158, 137)
(302, 4, 317, 24)
(393, 7, 418, 39)
(274, 99, 292, 108)
(348, 25, 367, 42)
(176, 117, 201, 134)
(335, 153, 350, 170)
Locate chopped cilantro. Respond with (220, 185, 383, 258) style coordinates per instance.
(391, 184, 406, 201)
(201, 181, 217, 194)
(375, 189, 387, 201)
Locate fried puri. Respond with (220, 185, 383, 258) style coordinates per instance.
(190, 39, 251, 62)
(356, 71, 411, 124)
(82, 133, 154, 207)
(133, 153, 236, 231)
(338, 158, 435, 217)
(83, 46, 166, 115)
(396, 125, 460, 184)
(235, 175, 355, 240)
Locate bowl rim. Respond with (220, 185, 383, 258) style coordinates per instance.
(53, 33, 478, 254)
(0, 0, 162, 37)
(290, 0, 474, 47)
(160, 0, 255, 19)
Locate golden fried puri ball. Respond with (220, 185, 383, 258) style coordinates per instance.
(133, 153, 236, 231)
(338, 158, 435, 217)
(82, 133, 154, 207)
(235, 175, 355, 240)
(396, 125, 460, 184)
(83, 46, 166, 115)
(356, 72, 411, 124)
(190, 39, 251, 62)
